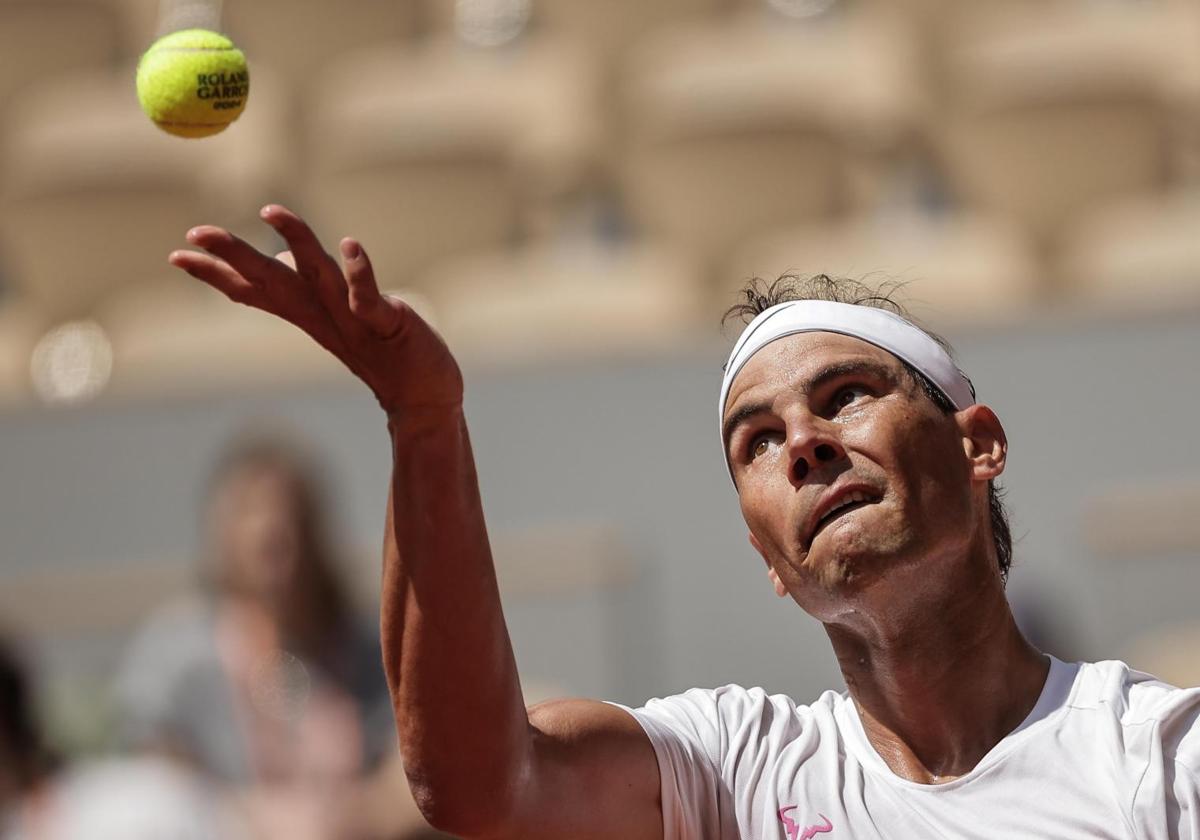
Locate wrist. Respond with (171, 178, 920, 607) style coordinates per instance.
(385, 403, 465, 438)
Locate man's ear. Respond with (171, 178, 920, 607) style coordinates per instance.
(748, 532, 788, 598)
(958, 403, 1007, 482)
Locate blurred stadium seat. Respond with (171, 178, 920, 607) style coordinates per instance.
(419, 238, 703, 365)
(96, 281, 345, 396)
(0, 66, 289, 321)
(111, 0, 157, 48)
(423, 0, 727, 60)
(0, 297, 49, 404)
(224, 0, 421, 88)
(619, 8, 925, 277)
(1059, 192, 1200, 313)
(304, 37, 603, 288)
(935, 2, 1185, 255)
(730, 209, 1040, 324)
(0, 0, 122, 109)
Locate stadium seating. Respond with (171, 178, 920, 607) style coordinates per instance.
(0, 0, 122, 109)
(618, 7, 926, 278)
(0, 297, 47, 404)
(0, 0, 1195, 400)
(417, 238, 704, 365)
(1058, 192, 1200, 313)
(224, 0, 422, 87)
(304, 37, 603, 289)
(0, 66, 288, 321)
(730, 209, 1040, 325)
(934, 2, 1184, 254)
(96, 281, 342, 396)
(422, 0, 726, 59)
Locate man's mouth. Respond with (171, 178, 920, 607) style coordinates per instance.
(810, 491, 880, 542)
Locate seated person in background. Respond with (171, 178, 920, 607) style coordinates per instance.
(114, 431, 423, 839)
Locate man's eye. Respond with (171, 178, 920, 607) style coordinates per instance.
(752, 437, 770, 459)
(836, 386, 870, 409)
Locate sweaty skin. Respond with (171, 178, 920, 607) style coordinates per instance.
(724, 333, 1047, 783)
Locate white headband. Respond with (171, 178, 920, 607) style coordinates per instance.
(719, 300, 975, 471)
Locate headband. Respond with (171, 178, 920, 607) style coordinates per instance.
(719, 300, 975, 473)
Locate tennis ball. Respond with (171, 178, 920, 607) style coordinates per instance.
(136, 29, 249, 139)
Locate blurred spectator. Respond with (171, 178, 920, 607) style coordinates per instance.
(0, 632, 54, 837)
(113, 430, 424, 838)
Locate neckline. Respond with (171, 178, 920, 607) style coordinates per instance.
(833, 654, 1080, 791)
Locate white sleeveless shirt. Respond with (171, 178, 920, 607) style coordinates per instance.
(618, 657, 1200, 839)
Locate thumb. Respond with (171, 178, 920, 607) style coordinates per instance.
(340, 238, 403, 340)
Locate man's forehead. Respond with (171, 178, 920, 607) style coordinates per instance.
(724, 331, 900, 415)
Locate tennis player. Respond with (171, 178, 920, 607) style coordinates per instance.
(171, 206, 1200, 840)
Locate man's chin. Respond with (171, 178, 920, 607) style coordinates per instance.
(801, 541, 893, 593)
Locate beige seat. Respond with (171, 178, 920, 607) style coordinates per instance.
(936, 2, 1191, 254)
(730, 210, 1041, 326)
(95, 281, 344, 397)
(0, 296, 53, 406)
(619, 8, 925, 277)
(1058, 192, 1200, 314)
(0, 0, 122, 109)
(0, 66, 289, 321)
(424, 0, 724, 58)
(417, 238, 703, 366)
(304, 37, 603, 290)
(223, 0, 420, 85)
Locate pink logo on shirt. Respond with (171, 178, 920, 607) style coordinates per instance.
(778, 807, 833, 840)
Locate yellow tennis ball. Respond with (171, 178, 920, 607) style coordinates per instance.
(136, 29, 249, 139)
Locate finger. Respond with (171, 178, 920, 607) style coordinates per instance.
(169, 250, 257, 305)
(185, 225, 294, 286)
(274, 250, 297, 271)
(340, 238, 403, 339)
(260, 204, 353, 323)
(260, 205, 339, 280)
(172, 248, 356, 368)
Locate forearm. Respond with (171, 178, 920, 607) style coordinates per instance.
(380, 407, 530, 836)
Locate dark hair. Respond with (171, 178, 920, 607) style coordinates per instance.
(0, 633, 51, 794)
(723, 274, 1013, 584)
(204, 431, 356, 669)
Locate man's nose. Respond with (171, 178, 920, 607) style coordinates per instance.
(785, 415, 846, 484)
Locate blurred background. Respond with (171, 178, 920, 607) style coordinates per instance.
(1, 0, 1199, 836)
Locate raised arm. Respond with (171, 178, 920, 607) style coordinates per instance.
(169, 206, 662, 840)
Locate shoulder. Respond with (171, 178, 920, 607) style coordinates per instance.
(1073, 659, 1200, 771)
(618, 684, 836, 766)
(632, 684, 826, 726)
(118, 595, 217, 672)
(126, 595, 215, 647)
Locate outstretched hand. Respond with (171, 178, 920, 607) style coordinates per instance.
(169, 205, 462, 415)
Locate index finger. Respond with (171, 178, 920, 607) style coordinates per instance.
(186, 225, 294, 286)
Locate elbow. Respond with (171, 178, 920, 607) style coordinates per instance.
(410, 778, 524, 839)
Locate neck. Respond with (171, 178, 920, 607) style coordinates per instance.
(825, 562, 1048, 784)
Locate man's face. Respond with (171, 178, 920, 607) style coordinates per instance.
(722, 332, 981, 620)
